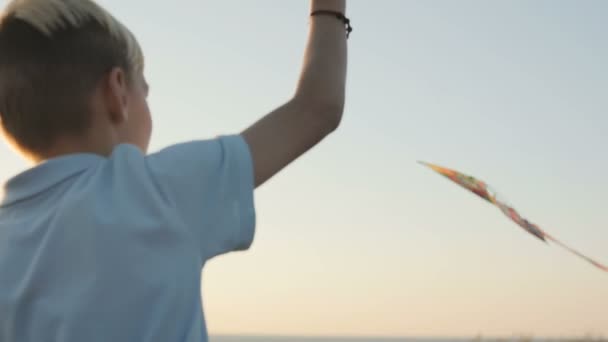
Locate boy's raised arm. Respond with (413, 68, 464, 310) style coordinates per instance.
(242, 0, 348, 187)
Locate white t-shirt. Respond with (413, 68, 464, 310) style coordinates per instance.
(0, 135, 256, 342)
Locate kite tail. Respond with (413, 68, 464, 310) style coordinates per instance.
(545, 235, 608, 272)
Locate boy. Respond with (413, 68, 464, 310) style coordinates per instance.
(0, 0, 348, 341)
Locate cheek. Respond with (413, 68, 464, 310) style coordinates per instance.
(138, 102, 153, 143)
(139, 101, 152, 131)
(127, 99, 152, 149)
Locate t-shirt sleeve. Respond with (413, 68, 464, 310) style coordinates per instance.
(146, 135, 256, 260)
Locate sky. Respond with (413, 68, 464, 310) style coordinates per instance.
(1, 0, 607, 338)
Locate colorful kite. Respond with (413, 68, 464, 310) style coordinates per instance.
(419, 161, 607, 273)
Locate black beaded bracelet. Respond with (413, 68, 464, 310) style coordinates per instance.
(310, 10, 353, 39)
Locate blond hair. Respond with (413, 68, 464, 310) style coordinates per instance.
(0, 0, 144, 155)
(2, 0, 143, 72)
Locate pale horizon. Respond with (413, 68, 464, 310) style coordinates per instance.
(1, 0, 607, 338)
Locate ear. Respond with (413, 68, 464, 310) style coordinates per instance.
(103, 67, 130, 124)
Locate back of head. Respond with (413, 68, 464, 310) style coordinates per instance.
(0, 0, 144, 157)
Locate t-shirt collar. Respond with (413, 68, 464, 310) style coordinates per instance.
(1, 153, 105, 207)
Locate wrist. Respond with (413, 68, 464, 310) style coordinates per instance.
(310, 10, 352, 38)
(310, 0, 346, 14)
